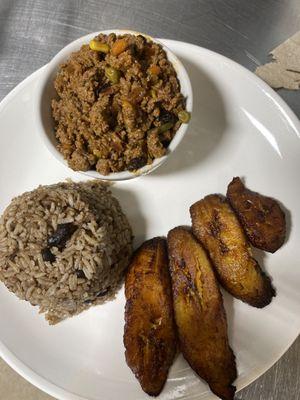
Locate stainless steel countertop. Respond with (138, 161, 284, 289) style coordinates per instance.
(0, 0, 299, 399)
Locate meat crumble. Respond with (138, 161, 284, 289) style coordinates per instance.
(52, 33, 189, 175)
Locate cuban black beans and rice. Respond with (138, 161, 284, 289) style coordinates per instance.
(52, 33, 190, 175)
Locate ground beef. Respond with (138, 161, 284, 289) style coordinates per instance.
(52, 33, 187, 175)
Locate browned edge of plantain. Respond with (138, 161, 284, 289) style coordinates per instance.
(190, 194, 275, 308)
(167, 227, 237, 400)
(226, 177, 286, 253)
(124, 237, 176, 396)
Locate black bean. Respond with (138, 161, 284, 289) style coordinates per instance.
(48, 223, 77, 250)
(41, 247, 56, 263)
(159, 109, 176, 124)
(75, 269, 86, 279)
(95, 82, 111, 97)
(161, 139, 171, 148)
(127, 156, 147, 171)
(129, 43, 137, 57)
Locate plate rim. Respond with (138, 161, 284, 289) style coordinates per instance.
(0, 38, 299, 400)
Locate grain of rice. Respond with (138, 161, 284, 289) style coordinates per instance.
(68, 274, 77, 291)
(25, 286, 35, 300)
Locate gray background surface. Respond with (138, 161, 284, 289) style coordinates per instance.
(0, 0, 299, 399)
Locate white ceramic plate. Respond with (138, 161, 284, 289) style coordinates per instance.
(0, 39, 299, 400)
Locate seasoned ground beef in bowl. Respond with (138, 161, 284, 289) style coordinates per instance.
(36, 30, 193, 180)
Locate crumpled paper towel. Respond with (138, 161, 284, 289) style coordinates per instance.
(255, 31, 300, 90)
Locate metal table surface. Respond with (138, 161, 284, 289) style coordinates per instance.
(0, 0, 299, 399)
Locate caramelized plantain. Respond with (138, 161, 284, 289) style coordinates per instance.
(167, 227, 237, 400)
(124, 237, 176, 396)
(227, 177, 286, 253)
(190, 195, 275, 308)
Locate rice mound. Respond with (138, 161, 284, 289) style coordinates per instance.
(0, 180, 132, 324)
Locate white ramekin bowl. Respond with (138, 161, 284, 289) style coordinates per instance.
(35, 29, 193, 181)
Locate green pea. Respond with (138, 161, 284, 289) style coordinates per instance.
(89, 40, 110, 53)
(105, 67, 120, 84)
(178, 110, 191, 123)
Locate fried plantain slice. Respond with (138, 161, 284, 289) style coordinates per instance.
(124, 237, 176, 396)
(190, 195, 275, 308)
(167, 227, 237, 400)
(227, 177, 286, 253)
